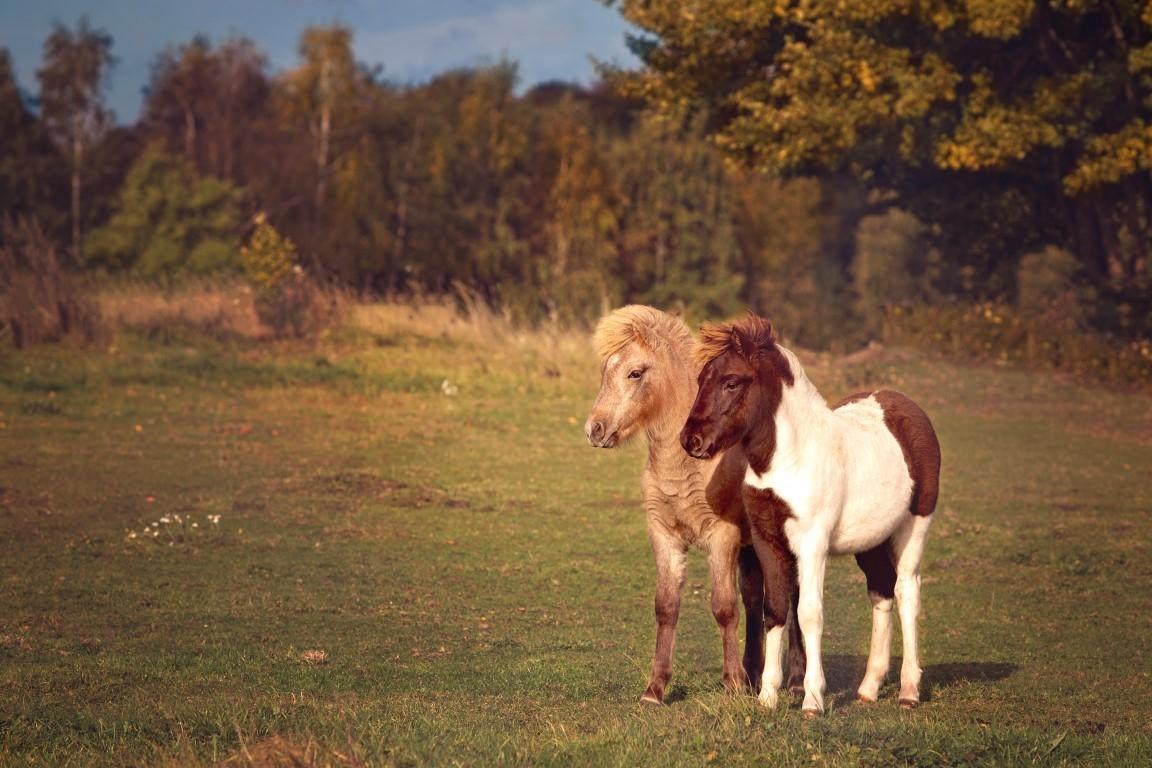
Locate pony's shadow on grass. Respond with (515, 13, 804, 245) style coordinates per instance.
(823, 655, 1017, 703)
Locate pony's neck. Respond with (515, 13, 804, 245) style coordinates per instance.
(644, 348, 700, 476)
(745, 346, 828, 476)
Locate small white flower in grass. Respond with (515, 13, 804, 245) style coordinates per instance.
(191, 522, 198, 529)
(441, 379, 458, 396)
(159, 516, 171, 524)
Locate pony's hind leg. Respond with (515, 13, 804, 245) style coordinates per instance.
(890, 515, 933, 707)
(853, 542, 897, 703)
(643, 527, 688, 705)
(738, 545, 765, 692)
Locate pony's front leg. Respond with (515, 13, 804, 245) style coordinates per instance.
(642, 527, 688, 705)
(707, 525, 747, 695)
(795, 533, 830, 716)
(738, 546, 765, 691)
(750, 533, 801, 709)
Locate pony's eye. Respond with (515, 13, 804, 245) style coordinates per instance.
(724, 379, 741, 392)
(627, 369, 644, 381)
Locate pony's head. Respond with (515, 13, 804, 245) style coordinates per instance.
(585, 306, 694, 448)
(680, 313, 794, 460)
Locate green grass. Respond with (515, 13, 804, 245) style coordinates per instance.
(1, 323, 1151, 766)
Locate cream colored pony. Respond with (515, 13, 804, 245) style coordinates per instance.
(585, 306, 804, 704)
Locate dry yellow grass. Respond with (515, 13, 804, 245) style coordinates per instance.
(347, 293, 591, 360)
(97, 279, 268, 339)
(92, 281, 592, 374)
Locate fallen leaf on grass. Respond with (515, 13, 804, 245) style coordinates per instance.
(300, 649, 327, 665)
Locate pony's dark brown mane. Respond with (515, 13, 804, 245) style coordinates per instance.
(695, 313, 779, 366)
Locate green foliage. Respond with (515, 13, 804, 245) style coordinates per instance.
(35, 16, 116, 265)
(240, 213, 297, 294)
(618, 0, 1152, 290)
(884, 300, 1152, 385)
(854, 209, 940, 335)
(240, 215, 334, 338)
(730, 174, 844, 347)
(1016, 246, 1094, 332)
(14, 16, 1152, 351)
(86, 144, 240, 278)
(35, 16, 115, 133)
(272, 62, 755, 325)
(0, 50, 64, 233)
(612, 114, 745, 319)
(140, 36, 269, 180)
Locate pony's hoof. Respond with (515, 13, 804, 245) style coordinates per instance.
(724, 673, 752, 696)
(640, 692, 664, 706)
(857, 694, 876, 704)
(802, 708, 821, 720)
(898, 698, 919, 710)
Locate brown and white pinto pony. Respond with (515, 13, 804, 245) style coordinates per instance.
(585, 306, 805, 704)
(680, 314, 941, 716)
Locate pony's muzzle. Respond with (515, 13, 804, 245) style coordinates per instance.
(585, 418, 618, 448)
(680, 426, 712, 459)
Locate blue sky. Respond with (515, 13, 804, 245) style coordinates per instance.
(0, 0, 639, 122)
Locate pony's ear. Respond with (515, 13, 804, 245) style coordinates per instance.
(731, 325, 757, 361)
(745, 311, 776, 346)
(732, 313, 777, 359)
(630, 319, 654, 352)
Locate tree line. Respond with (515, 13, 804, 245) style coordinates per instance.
(1, 7, 1150, 350)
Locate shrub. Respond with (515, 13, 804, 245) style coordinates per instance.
(241, 214, 342, 338)
(1016, 246, 1094, 332)
(0, 217, 104, 348)
(854, 209, 940, 335)
(884, 301, 1152, 386)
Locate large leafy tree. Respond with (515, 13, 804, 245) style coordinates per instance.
(141, 36, 271, 183)
(396, 64, 533, 303)
(538, 93, 620, 320)
(0, 48, 64, 236)
(610, 114, 745, 318)
(280, 25, 368, 212)
(36, 16, 115, 266)
(616, 0, 1152, 292)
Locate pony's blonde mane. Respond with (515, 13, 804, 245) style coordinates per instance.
(694, 314, 778, 366)
(593, 305, 694, 361)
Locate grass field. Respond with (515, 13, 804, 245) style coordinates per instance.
(2, 304, 1151, 766)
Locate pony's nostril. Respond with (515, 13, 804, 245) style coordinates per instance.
(589, 421, 605, 441)
(685, 434, 703, 454)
